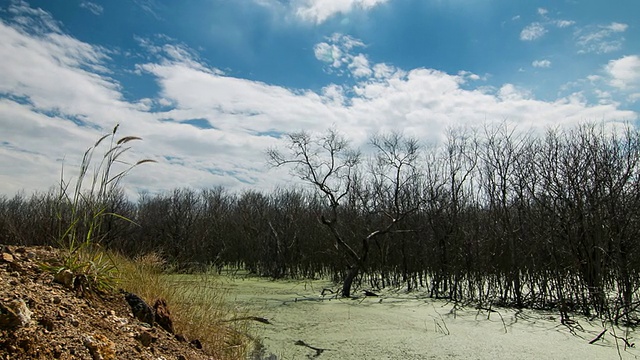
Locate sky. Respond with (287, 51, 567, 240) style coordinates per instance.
(1, 0, 639, 198)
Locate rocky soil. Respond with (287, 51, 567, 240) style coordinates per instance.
(0, 245, 215, 360)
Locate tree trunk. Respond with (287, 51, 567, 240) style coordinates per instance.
(342, 266, 360, 298)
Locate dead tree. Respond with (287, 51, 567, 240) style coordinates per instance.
(268, 129, 421, 297)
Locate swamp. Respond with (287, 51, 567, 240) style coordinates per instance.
(212, 273, 637, 359)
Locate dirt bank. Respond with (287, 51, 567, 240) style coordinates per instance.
(0, 245, 215, 359)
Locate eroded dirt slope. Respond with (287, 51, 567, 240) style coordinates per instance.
(0, 245, 214, 360)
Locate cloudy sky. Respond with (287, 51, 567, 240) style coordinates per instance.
(1, 0, 639, 198)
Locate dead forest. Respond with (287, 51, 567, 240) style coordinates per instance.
(2, 124, 640, 324)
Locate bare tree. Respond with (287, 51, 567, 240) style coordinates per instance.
(268, 130, 360, 296)
(268, 129, 421, 297)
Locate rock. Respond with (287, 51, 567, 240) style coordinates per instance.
(124, 292, 155, 325)
(4, 253, 23, 272)
(83, 334, 116, 360)
(39, 316, 56, 331)
(135, 330, 156, 347)
(1, 253, 14, 263)
(18, 337, 32, 352)
(153, 298, 175, 334)
(73, 274, 89, 294)
(52, 344, 63, 359)
(0, 298, 32, 329)
(54, 269, 74, 288)
(190, 339, 203, 349)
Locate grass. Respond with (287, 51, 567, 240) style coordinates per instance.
(52, 124, 153, 294)
(113, 252, 254, 359)
(45, 126, 253, 359)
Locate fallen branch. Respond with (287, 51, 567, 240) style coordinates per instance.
(222, 316, 271, 324)
(589, 329, 607, 344)
(295, 340, 330, 357)
(363, 290, 379, 297)
(610, 332, 635, 349)
(321, 288, 335, 296)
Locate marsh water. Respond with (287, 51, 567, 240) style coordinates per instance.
(214, 274, 637, 359)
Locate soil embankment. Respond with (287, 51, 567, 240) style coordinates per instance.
(0, 245, 215, 359)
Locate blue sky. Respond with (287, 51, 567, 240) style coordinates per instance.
(1, 0, 639, 196)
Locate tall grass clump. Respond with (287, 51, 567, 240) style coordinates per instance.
(48, 126, 251, 358)
(51, 124, 154, 294)
(114, 252, 253, 359)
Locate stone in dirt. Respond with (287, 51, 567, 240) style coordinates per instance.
(0, 298, 32, 329)
(153, 297, 175, 334)
(124, 292, 155, 326)
(84, 334, 116, 360)
(1, 253, 14, 263)
(54, 268, 75, 288)
(135, 329, 158, 347)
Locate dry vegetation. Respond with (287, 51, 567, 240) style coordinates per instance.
(114, 252, 253, 359)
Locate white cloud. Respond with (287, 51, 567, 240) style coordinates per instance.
(605, 55, 640, 90)
(7, 0, 62, 33)
(498, 84, 531, 101)
(576, 22, 628, 54)
(0, 19, 119, 119)
(555, 20, 575, 28)
(607, 22, 628, 32)
(349, 54, 373, 78)
(79, 1, 103, 15)
(313, 33, 371, 77)
(586, 75, 602, 83)
(458, 70, 483, 81)
(314, 42, 343, 68)
(532, 59, 551, 68)
(518, 8, 574, 41)
(321, 84, 346, 106)
(295, 0, 388, 24)
(0, 3, 637, 198)
(372, 63, 398, 79)
(133, 0, 162, 20)
(520, 23, 546, 41)
(325, 32, 366, 51)
(157, 97, 173, 107)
